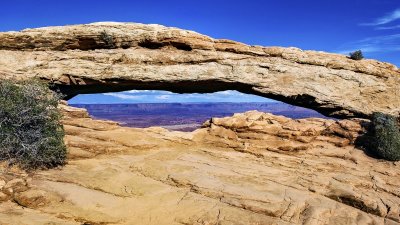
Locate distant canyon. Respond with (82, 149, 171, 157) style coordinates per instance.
(71, 102, 329, 131)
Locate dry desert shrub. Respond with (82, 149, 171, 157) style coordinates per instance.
(0, 79, 66, 169)
(367, 112, 400, 161)
(349, 50, 364, 60)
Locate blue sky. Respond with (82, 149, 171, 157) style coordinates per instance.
(1, 0, 398, 104)
(69, 90, 273, 104)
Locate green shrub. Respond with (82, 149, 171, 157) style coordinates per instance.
(367, 112, 400, 161)
(0, 79, 66, 169)
(100, 30, 116, 49)
(349, 50, 364, 60)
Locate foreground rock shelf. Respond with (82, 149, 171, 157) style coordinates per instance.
(0, 22, 399, 118)
(0, 105, 399, 225)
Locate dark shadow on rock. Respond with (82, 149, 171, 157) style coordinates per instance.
(354, 120, 383, 159)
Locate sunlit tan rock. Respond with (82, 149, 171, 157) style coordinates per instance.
(0, 22, 399, 118)
(1, 105, 399, 224)
(0, 22, 399, 224)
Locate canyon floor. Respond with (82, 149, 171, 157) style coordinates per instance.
(0, 105, 399, 225)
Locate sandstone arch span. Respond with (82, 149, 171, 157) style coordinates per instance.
(0, 22, 399, 119)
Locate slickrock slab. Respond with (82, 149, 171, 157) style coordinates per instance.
(0, 106, 399, 224)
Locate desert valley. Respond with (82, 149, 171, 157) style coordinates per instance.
(72, 102, 329, 131)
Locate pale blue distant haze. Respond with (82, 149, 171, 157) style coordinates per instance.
(68, 91, 275, 104)
(1, 0, 398, 103)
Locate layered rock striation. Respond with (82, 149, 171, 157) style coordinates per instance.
(0, 22, 399, 118)
(0, 105, 399, 224)
(0, 22, 399, 224)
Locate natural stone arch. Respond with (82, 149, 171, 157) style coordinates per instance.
(0, 22, 399, 119)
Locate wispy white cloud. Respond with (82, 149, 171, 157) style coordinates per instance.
(361, 8, 400, 26)
(213, 90, 245, 96)
(376, 24, 400, 30)
(89, 90, 276, 103)
(103, 93, 143, 100)
(125, 90, 150, 93)
(125, 90, 171, 95)
(335, 34, 400, 54)
(155, 95, 170, 100)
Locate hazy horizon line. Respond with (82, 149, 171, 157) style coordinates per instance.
(70, 102, 287, 105)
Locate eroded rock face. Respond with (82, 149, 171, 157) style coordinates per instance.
(1, 105, 399, 225)
(197, 110, 367, 154)
(0, 168, 31, 204)
(0, 22, 399, 118)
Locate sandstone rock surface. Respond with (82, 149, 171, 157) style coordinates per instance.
(0, 22, 399, 118)
(1, 22, 399, 224)
(0, 105, 399, 225)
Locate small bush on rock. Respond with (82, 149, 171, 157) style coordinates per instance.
(100, 30, 116, 49)
(367, 112, 400, 161)
(0, 79, 66, 169)
(349, 50, 364, 60)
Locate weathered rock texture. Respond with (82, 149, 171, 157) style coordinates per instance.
(0, 105, 399, 225)
(0, 22, 399, 118)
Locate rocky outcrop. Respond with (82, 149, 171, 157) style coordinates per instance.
(198, 110, 366, 153)
(0, 22, 399, 118)
(1, 105, 399, 225)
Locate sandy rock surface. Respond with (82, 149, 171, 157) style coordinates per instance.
(0, 105, 399, 225)
(0, 22, 399, 223)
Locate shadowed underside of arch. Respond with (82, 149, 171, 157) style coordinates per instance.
(0, 22, 399, 119)
(55, 79, 353, 119)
